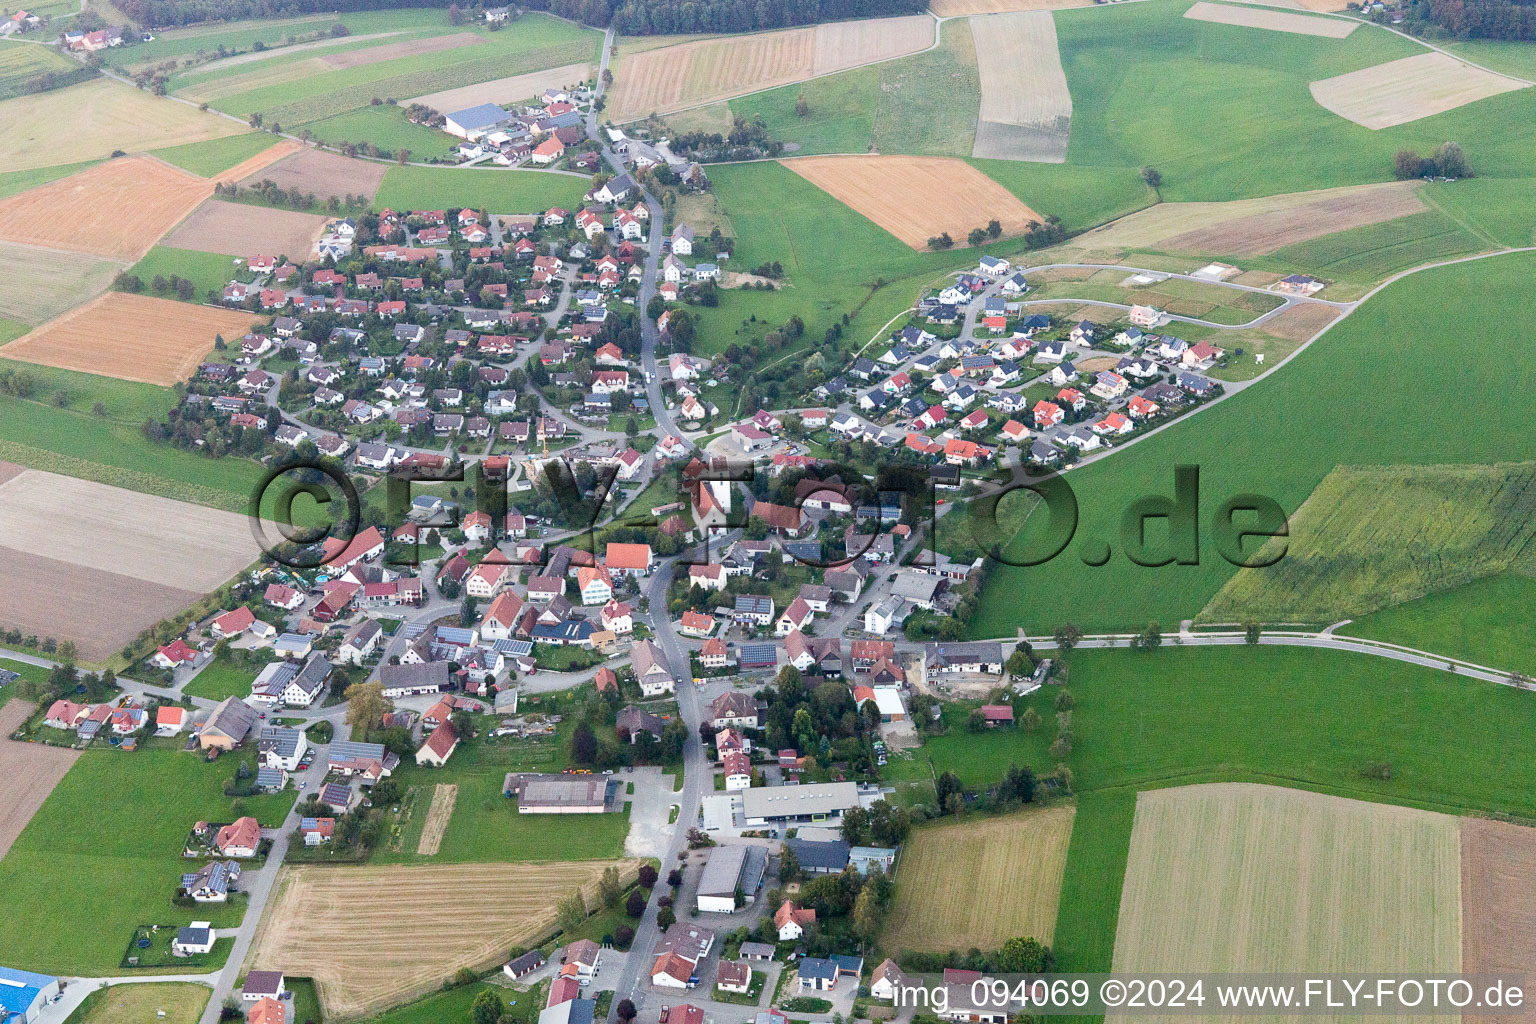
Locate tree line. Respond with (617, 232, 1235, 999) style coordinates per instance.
(527, 0, 928, 33)
(1392, 0, 1536, 40)
(110, 0, 435, 28)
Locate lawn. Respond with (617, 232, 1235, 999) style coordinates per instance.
(121, 246, 242, 303)
(372, 164, 589, 214)
(356, 981, 542, 1024)
(183, 651, 260, 701)
(61, 983, 211, 1024)
(971, 249, 1536, 637)
(150, 132, 279, 177)
(0, 748, 296, 975)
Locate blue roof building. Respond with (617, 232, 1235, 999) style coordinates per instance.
(0, 966, 60, 1024)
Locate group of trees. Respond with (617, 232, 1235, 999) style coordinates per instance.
(1393, 0, 1536, 39)
(1393, 141, 1472, 179)
(213, 178, 370, 215)
(523, 0, 927, 33)
(110, 0, 432, 28)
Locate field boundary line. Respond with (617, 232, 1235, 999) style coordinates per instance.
(1413, 184, 1504, 248)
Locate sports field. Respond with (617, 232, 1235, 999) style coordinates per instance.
(0, 701, 79, 861)
(0, 78, 243, 172)
(781, 155, 1040, 248)
(0, 157, 212, 261)
(163, 198, 328, 259)
(607, 15, 934, 120)
(882, 805, 1074, 951)
(247, 861, 641, 1018)
(1183, 1, 1355, 36)
(971, 11, 1072, 161)
(238, 145, 388, 201)
(0, 292, 260, 385)
(1311, 51, 1528, 129)
(0, 242, 122, 327)
(1111, 785, 1462, 991)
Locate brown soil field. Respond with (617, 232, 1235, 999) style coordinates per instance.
(608, 15, 933, 120)
(0, 241, 122, 327)
(1075, 181, 1423, 255)
(213, 138, 303, 185)
(0, 701, 80, 860)
(1462, 818, 1536, 1024)
(408, 62, 592, 112)
(0, 156, 212, 261)
(1234, 268, 1286, 287)
(247, 861, 642, 1018)
(970, 11, 1072, 161)
(240, 147, 388, 202)
(782, 155, 1040, 249)
(1257, 301, 1339, 340)
(1184, 1, 1355, 35)
(931, 0, 1095, 14)
(0, 78, 244, 173)
(0, 467, 262, 590)
(320, 31, 484, 69)
(1311, 51, 1528, 129)
(0, 547, 201, 660)
(0, 292, 261, 386)
(416, 783, 458, 855)
(163, 199, 328, 259)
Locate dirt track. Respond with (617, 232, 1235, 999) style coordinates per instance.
(415, 783, 457, 855)
(0, 701, 80, 860)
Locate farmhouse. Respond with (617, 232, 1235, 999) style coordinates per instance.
(774, 899, 815, 940)
(198, 697, 258, 751)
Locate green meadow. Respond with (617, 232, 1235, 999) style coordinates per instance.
(301, 104, 457, 159)
(0, 750, 296, 974)
(1339, 570, 1536, 677)
(971, 249, 1536, 637)
(372, 164, 589, 213)
(150, 131, 277, 177)
(122, 246, 243, 302)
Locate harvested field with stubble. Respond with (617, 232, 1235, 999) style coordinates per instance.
(240, 146, 387, 201)
(782, 155, 1039, 248)
(248, 861, 642, 1018)
(1183, 1, 1356, 36)
(319, 31, 484, 68)
(0, 78, 243, 172)
(970, 11, 1072, 161)
(416, 783, 458, 855)
(408, 62, 591, 112)
(1111, 784, 1462, 1016)
(0, 156, 212, 261)
(163, 199, 328, 259)
(0, 701, 80, 860)
(1311, 51, 1528, 129)
(0, 242, 122, 327)
(882, 805, 1074, 952)
(1462, 819, 1536, 1024)
(608, 15, 934, 119)
(932, 0, 1095, 13)
(1076, 181, 1424, 256)
(0, 292, 261, 385)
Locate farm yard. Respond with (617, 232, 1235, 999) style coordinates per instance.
(0, 242, 122, 327)
(237, 145, 388, 202)
(606, 15, 935, 121)
(970, 11, 1073, 162)
(246, 861, 641, 1018)
(162, 199, 329, 260)
(1110, 785, 1462, 987)
(0, 292, 261, 385)
(780, 155, 1040, 248)
(0, 701, 80, 861)
(0, 157, 212, 262)
(0, 79, 243, 172)
(882, 806, 1074, 952)
(1200, 462, 1536, 624)
(1182, 1, 1356, 37)
(1310, 51, 1529, 129)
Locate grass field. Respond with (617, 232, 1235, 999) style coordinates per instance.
(1202, 462, 1536, 624)
(183, 652, 260, 701)
(1110, 784, 1461, 990)
(150, 132, 280, 177)
(62, 983, 210, 1024)
(300, 104, 456, 159)
(881, 805, 1074, 952)
(0, 39, 80, 101)
(1339, 571, 1536, 677)
(372, 165, 588, 214)
(123, 246, 243, 304)
(0, 160, 99, 201)
(0, 78, 243, 172)
(1271, 208, 1484, 281)
(971, 248, 1536, 637)
(0, 749, 295, 975)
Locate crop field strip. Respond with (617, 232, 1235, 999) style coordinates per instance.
(781, 155, 1040, 249)
(1201, 462, 1536, 625)
(969, 11, 1072, 161)
(0, 292, 262, 386)
(0, 78, 244, 172)
(0, 241, 123, 327)
(210, 138, 303, 184)
(0, 700, 80, 860)
(1271, 209, 1484, 282)
(163, 198, 329, 260)
(416, 783, 458, 855)
(1183, 1, 1356, 36)
(931, 0, 1097, 14)
(1461, 819, 1536, 1024)
(1110, 784, 1462, 1016)
(0, 39, 78, 101)
(1310, 51, 1529, 129)
(247, 861, 642, 1018)
(318, 31, 484, 69)
(607, 15, 934, 120)
(882, 805, 1074, 951)
(407, 61, 592, 112)
(0, 156, 213, 262)
(239, 146, 388, 201)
